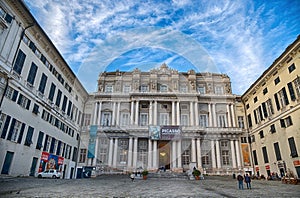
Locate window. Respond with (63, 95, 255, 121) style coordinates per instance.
(140, 85, 149, 92)
(120, 112, 130, 126)
(250, 135, 255, 143)
(278, 87, 289, 108)
(288, 63, 296, 73)
(241, 137, 247, 143)
(55, 89, 62, 107)
(182, 142, 190, 165)
(280, 116, 293, 128)
(215, 86, 224, 95)
(217, 114, 226, 127)
(49, 137, 56, 154)
(118, 139, 128, 164)
(140, 113, 148, 126)
(160, 113, 169, 125)
(84, 114, 91, 126)
(17, 94, 31, 109)
(13, 50, 26, 75)
(181, 114, 189, 126)
(246, 104, 250, 109)
(262, 146, 269, 163)
(160, 84, 168, 92)
(288, 137, 298, 158)
(32, 104, 39, 115)
(266, 99, 274, 116)
(72, 147, 78, 162)
(99, 148, 107, 164)
(254, 97, 258, 103)
(222, 150, 230, 165)
(138, 139, 148, 166)
(202, 154, 209, 165)
(123, 85, 131, 93)
(43, 135, 51, 152)
(270, 124, 276, 133)
(252, 150, 258, 165)
(105, 85, 113, 93)
(7, 119, 24, 143)
(48, 83, 56, 102)
(263, 88, 268, 95)
(197, 86, 206, 94)
(287, 82, 296, 101)
(259, 130, 264, 138)
(38, 73, 48, 94)
(62, 95, 68, 112)
(27, 63, 38, 85)
(180, 85, 188, 93)
(274, 77, 280, 85)
(238, 116, 244, 129)
(67, 101, 72, 116)
(199, 114, 208, 127)
(273, 142, 282, 161)
(101, 112, 111, 126)
(247, 114, 252, 128)
(24, 126, 34, 146)
(36, 131, 44, 150)
(293, 77, 300, 98)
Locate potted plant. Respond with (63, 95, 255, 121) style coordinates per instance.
(142, 170, 149, 180)
(193, 169, 201, 180)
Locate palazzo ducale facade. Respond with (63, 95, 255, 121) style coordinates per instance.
(79, 64, 247, 175)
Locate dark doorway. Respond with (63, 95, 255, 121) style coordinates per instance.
(1, 151, 14, 174)
(70, 167, 74, 179)
(158, 141, 170, 170)
(63, 164, 67, 179)
(295, 167, 300, 178)
(30, 157, 38, 176)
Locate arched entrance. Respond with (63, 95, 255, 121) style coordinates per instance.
(158, 141, 170, 170)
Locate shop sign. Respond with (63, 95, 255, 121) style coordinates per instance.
(265, 165, 270, 170)
(58, 157, 64, 165)
(293, 160, 300, 166)
(41, 152, 49, 162)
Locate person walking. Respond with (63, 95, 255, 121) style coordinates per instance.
(237, 174, 244, 190)
(244, 174, 251, 189)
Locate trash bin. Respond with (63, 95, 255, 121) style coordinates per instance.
(233, 173, 236, 179)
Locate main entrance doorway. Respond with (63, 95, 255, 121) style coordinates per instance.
(158, 141, 170, 170)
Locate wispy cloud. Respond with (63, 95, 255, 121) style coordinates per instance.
(24, 0, 300, 94)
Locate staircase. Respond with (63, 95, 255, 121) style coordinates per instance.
(148, 171, 189, 180)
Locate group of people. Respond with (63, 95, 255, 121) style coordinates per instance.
(237, 173, 251, 190)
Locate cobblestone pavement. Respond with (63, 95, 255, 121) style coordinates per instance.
(0, 174, 299, 197)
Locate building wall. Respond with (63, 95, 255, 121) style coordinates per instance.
(79, 65, 246, 175)
(0, 0, 88, 178)
(242, 36, 300, 178)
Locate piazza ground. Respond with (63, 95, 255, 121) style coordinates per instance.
(1, 175, 299, 197)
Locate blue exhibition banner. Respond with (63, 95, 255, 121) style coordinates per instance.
(87, 125, 97, 158)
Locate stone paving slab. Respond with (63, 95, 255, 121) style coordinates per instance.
(0, 175, 299, 197)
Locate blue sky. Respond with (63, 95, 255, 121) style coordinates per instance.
(24, 0, 300, 94)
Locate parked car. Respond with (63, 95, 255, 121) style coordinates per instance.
(37, 169, 61, 179)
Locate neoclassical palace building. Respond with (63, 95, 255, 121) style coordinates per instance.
(78, 64, 248, 175)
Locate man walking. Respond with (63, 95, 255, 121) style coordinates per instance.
(245, 174, 251, 189)
(237, 174, 244, 190)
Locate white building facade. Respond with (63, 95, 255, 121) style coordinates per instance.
(0, 0, 88, 178)
(79, 65, 246, 175)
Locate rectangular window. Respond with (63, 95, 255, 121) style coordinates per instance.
(62, 95, 68, 112)
(222, 150, 230, 165)
(254, 97, 258, 103)
(202, 154, 209, 165)
(32, 104, 39, 115)
(259, 130, 264, 138)
(274, 93, 280, 111)
(55, 89, 62, 107)
(293, 77, 300, 98)
(274, 77, 280, 85)
(262, 102, 268, 118)
(17, 94, 31, 110)
(181, 114, 189, 126)
(241, 137, 247, 143)
(266, 99, 274, 115)
(26, 62, 38, 85)
(105, 85, 113, 93)
(123, 85, 131, 93)
(160, 84, 168, 92)
(182, 148, 190, 165)
(215, 86, 224, 95)
(79, 149, 87, 163)
(197, 86, 206, 94)
(247, 114, 252, 128)
(273, 142, 282, 161)
(199, 114, 208, 127)
(217, 114, 226, 127)
(252, 150, 258, 165)
(288, 137, 298, 158)
(270, 124, 276, 133)
(140, 113, 148, 126)
(72, 147, 78, 162)
(48, 83, 56, 102)
(36, 131, 44, 150)
(101, 112, 111, 126)
(180, 85, 188, 93)
(160, 113, 169, 125)
(137, 139, 148, 166)
(288, 63, 296, 73)
(67, 101, 72, 116)
(7, 119, 22, 142)
(13, 50, 26, 75)
(287, 82, 296, 101)
(263, 87, 268, 95)
(140, 85, 149, 92)
(38, 73, 47, 94)
(262, 146, 269, 163)
(120, 112, 130, 126)
(24, 126, 34, 146)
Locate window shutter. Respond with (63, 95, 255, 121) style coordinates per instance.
(13, 50, 26, 75)
(11, 90, 18, 102)
(25, 126, 34, 146)
(253, 110, 258, 124)
(17, 94, 23, 105)
(4, 13, 13, 23)
(280, 119, 286, 128)
(287, 82, 296, 101)
(1, 115, 11, 139)
(26, 99, 31, 110)
(282, 87, 289, 105)
(262, 102, 268, 118)
(288, 137, 298, 158)
(274, 94, 280, 110)
(7, 118, 16, 141)
(17, 123, 26, 144)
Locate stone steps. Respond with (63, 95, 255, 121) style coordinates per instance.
(148, 171, 189, 180)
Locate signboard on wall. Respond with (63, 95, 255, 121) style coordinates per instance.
(241, 143, 251, 166)
(88, 125, 98, 158)
(149, 126, 181, 140)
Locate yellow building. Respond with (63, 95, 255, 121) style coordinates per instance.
(242, 35, 300, 178)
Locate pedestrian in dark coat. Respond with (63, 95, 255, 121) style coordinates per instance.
(237, 174, 244, 190)
(244, 174, 251, 189)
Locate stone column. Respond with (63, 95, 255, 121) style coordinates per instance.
(235, 140, 241, 168)
(196, 138, 202, 169)
(148, 139, 152, 169)
(135, 101, 139, 125)
(116, 102, 121, 126)
(149, 101, 153, 125)
(133, 137, 138, 169)
(93, 136, 99, 166)
(172, 141, 177, 169)
(231, 104, 236, 127)
(227, 104, 232, 127)
(127, 137, 133, 169)
(97, 102, 102, 125)
(177, 140, 182, 168)
(216, 140, 221, 169)
(191, 138, 196, 162)
(93, 102, 98, 125)
(153, 140, 158, 169)
(108, 138, 114, 166)
(154, 101, 157, 125)
(195, 102, 199, 126)
(172, 101, 176, 125)
(211, 140, 216, 169)
(113, 138, 118, 168)
(231, 140, 237, 168)
(176, 101, 180, 125)
(131, 101, 134, 125)
(190, 101, 194, 126)
(212, 103, 217, 127)
(208, 103, 213, 127)
(112, 102, 116, 126)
